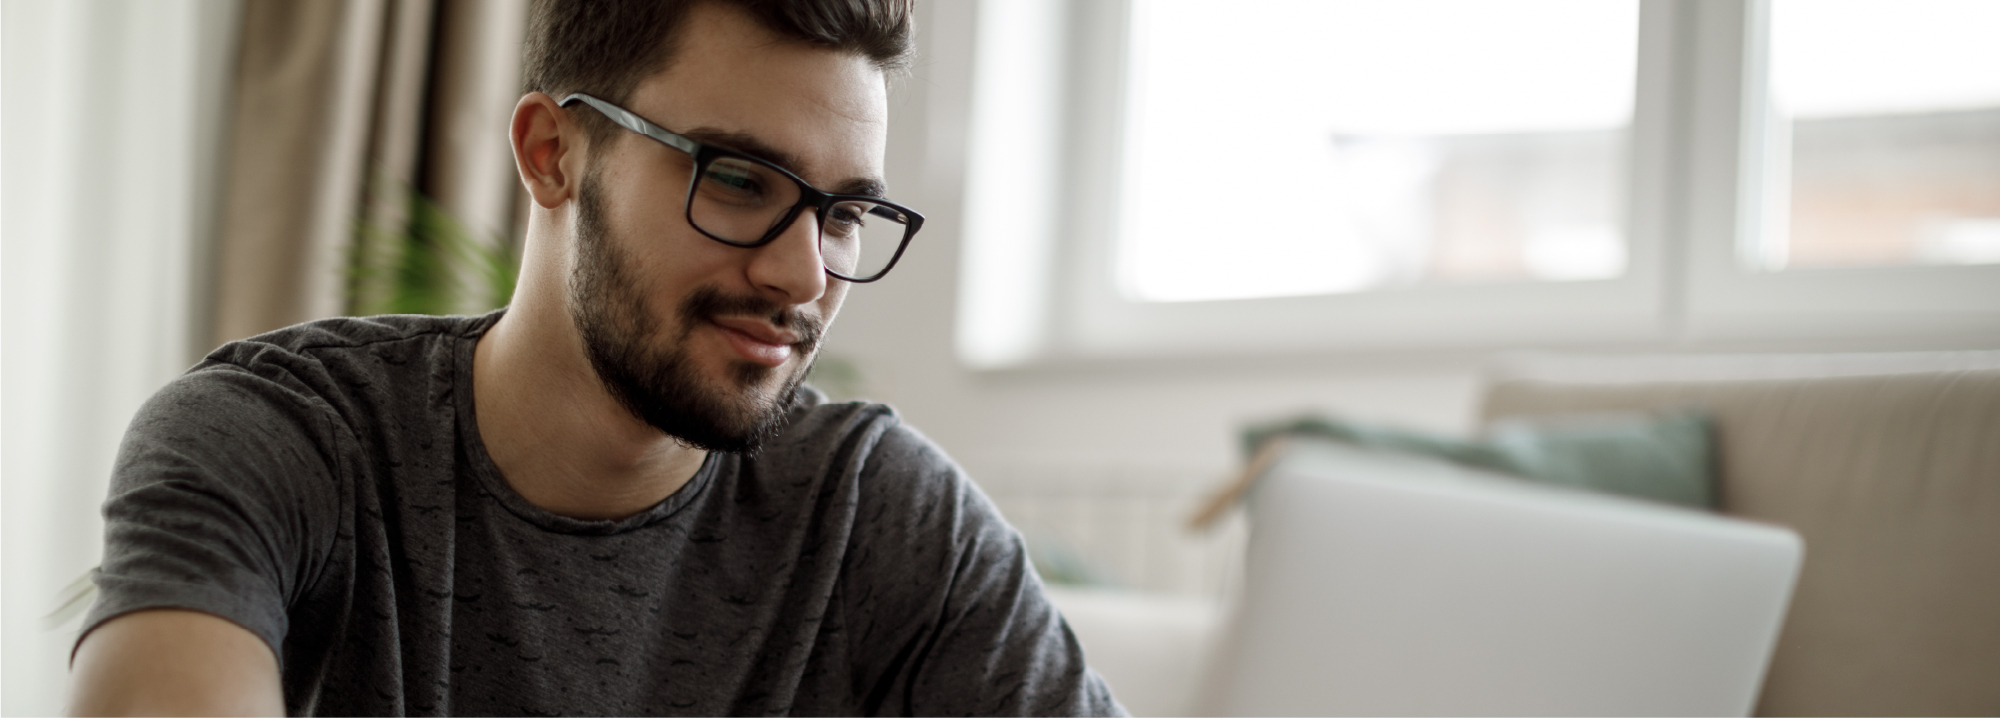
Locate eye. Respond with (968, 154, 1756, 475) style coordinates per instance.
(825, 202, 871, 236)
(698, 158, 770, 205)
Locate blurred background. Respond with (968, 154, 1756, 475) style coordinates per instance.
(4, 0, 1997, 714)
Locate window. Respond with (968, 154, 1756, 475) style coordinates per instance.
(955, 0, 2000, 367)
(1752, 0, 2000, 271)
(1119, 0, 1639, 302)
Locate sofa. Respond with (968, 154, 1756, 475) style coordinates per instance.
(1041, 350, 1999, 716)
(1479, 351, 2000, 716)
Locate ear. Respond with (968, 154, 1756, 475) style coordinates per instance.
(511, 92, 584, 209)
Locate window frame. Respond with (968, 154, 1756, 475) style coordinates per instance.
(1679, 0, 2000, 344)
(952, 0, 2000, 369)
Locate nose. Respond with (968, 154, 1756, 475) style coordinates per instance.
(744, 206, 830, 306)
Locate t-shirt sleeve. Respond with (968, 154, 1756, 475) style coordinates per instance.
(845, 419, 1126, 716)
(81, 364, 348, 660)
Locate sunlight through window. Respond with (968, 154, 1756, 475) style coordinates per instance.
(1117, 0, 1639, 303)
(1752, 0, 2000, 271)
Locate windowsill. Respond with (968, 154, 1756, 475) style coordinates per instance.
(962, 323, 2000, 377)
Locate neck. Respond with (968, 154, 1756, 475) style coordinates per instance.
(471, 299, 708, 521)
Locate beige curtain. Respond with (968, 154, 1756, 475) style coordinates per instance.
(209, 0, 530, 347)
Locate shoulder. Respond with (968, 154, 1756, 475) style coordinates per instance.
(181, 313, 495, 418)
(202, 313, 491, 386)
(767, 387, 1002, 547)
(130, 313, 496, 473)
(770, 385, 961, 488)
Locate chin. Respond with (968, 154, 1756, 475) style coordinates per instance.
(654, 353, 811, 453)
(723, 362, 787, 405)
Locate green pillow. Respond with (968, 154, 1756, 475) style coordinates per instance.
(1021, 529, 1118, 588)
(1242, 410, 1717, 509)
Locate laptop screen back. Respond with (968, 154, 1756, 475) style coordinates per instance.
(1201, 440, 1802, 716)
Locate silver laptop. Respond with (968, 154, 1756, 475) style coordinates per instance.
(1200, 439, 1802, 717)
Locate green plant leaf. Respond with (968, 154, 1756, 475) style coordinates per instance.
(349, 179, 519, 316)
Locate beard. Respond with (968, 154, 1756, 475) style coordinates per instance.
(566, 170, 822, 454)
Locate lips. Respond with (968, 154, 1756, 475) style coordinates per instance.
(708, 316, 799, 368)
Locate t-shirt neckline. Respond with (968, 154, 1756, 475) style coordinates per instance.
(451, 309, 722, 536)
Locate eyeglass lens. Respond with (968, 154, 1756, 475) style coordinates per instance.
(689, 156, 910, 280)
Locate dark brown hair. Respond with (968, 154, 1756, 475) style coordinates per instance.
(522, 0, 915, 146)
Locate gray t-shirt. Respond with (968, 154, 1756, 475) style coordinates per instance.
(85, 312, 1122, 716)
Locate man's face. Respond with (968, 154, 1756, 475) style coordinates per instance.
(566, 3, 888, 452)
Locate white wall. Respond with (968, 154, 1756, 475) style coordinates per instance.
(1, 1, 239, 713)
(822, 0, 1486, 495)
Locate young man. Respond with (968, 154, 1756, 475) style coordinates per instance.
(68, 1, 1123, 714)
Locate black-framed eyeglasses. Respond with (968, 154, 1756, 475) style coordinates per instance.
(559, 93, 923, 283)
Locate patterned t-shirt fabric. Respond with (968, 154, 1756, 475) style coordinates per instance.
(83, 311, 1123, 716)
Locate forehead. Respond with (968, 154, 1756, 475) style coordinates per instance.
(619, 3, 889, 188)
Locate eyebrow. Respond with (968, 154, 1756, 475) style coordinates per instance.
(682, 128, 887, 198)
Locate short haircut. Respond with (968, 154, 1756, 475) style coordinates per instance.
(522, 0, 916, 148)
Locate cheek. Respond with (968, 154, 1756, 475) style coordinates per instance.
(601, 170, 683, 238)
(596, 169, 733, 296)
(817, 281, 850, 325)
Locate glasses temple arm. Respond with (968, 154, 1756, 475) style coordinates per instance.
(558, 93, 700, 155)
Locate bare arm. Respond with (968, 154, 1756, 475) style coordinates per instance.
(69, 609, 284, 717)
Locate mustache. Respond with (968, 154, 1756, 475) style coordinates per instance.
(679, 286, 824, 349)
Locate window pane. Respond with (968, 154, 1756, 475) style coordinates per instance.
(1752, 0, 2000, 270)
(1116, 0, 1638, 303)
